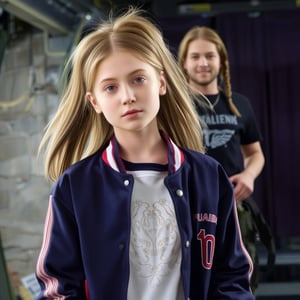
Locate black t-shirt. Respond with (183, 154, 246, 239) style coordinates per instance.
(196, 91, 262, 177)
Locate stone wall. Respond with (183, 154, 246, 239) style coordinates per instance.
(0, 30, 67, 283)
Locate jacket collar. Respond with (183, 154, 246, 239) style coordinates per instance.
(101, 132, 185, 174)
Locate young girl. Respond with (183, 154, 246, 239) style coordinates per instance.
(35, 8, 254, 300)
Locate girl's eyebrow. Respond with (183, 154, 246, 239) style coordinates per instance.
(100, 69, 147, 84)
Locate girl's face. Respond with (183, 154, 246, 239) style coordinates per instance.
(86, 50, 166, 136)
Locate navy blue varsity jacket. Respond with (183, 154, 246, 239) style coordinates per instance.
(36, 134, 254, 299)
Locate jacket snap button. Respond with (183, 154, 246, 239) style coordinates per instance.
(124, 179, 130, 186)
(176, 189, 183, 197)
(185, 240, 190, 248)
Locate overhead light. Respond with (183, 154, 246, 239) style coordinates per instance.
(177, 1, 300, 15)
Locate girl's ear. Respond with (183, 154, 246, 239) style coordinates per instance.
(86, 92, 102, 113)
(159, 71, 167, 95)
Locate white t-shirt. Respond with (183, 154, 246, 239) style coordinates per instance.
(127, 163, 184, 300)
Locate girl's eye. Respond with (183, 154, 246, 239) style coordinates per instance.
(134, 76, 145, 84)
(105, 85, 116, 92)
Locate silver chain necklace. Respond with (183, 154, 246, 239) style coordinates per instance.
(211, 94, 220, 107)
(201, 93, 220, 110)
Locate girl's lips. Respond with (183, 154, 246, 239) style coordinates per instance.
(122, 109, 142, 117)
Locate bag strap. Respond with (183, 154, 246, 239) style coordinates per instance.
(242, 198, 276, 269)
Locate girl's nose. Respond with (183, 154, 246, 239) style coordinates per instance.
(121, 85, 136, 104)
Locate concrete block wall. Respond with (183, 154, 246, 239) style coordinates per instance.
(0, 31, 66, 281)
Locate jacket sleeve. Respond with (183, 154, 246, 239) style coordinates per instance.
(35, 178, 87, 299)
(210, 165, 254, 299)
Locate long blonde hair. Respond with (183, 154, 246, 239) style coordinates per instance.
(178, 26, 241, 116)
(38, 8, 204, 182)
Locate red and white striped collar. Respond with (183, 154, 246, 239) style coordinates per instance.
(101, 132, 185, 174)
